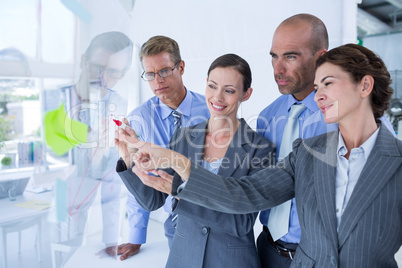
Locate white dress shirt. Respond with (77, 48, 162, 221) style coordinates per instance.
(335, 128, 379, 229)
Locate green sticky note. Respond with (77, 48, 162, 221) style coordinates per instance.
(44, 104, 88, 155)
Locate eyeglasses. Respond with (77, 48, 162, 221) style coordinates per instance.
(141, 62, 180, 81)
(89, 63, 127, 79)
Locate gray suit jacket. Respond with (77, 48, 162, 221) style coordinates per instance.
(118, 119, 275, 268)
(176, 125, 402, 268)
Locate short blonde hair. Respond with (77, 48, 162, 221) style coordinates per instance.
(139, 35, 181, 64)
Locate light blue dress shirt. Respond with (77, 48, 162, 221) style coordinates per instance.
(125, 89, 209, 244)
(335, 128, 379, 229)
(256, 91, 338, 243)
(202, 159, 223, 175)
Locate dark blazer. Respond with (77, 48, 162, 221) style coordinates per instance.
(176, 125, 402, 268)
(118, 119, 275, 268)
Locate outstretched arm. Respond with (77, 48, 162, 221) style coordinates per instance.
(114, 118, 192, 180)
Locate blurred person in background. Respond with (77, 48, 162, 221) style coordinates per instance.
(57, 31, 133, 261)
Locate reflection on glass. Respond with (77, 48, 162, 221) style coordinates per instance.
(0, 1, 136, 267)
(45, 31, 133, 265)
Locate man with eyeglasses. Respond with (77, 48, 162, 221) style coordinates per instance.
(59, 31, 133, 261)
(116, 35, 209, 261)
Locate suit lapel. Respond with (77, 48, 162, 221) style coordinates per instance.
(338, 126, 402, 247)
(193, 119, 249, 177)
(188, 121, 208, 165)
(312, 131, 339, 249)
(218, 119, 248, 177)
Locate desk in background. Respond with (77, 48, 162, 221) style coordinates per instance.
(0, 190, 53, 268)
(0, 190, 52, 226)
(64, 241, 169, 268)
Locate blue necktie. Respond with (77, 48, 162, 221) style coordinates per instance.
(268, 103, 306, 241)
(172, 110, 182, 133)
(170, 111, 182, 226)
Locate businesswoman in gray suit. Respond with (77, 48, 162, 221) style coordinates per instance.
(127, 44, 402, 268)
(115, 54, 275, 268)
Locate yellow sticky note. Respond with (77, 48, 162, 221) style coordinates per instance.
(14, 199, 52, 210)
(44, 104, 88, 156)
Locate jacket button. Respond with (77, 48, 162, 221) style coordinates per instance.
(330, 256, 336, 266)
(201, 227, 209, 235)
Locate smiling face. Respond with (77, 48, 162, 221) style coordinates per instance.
(270, 22, 322, 100)
(142, 52, 186, 109)
(205, 67, 252, 120)
(314, 62, 364, 125)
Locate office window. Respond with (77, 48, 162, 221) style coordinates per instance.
(0, 0, 37, 59)
(41, 0, 75, 63)
(0, 0, 74, 170)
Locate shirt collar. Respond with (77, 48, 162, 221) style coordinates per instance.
(159, 88, 193, 119)
(337, 127, 380, 159)
(286, 90, 319, 113)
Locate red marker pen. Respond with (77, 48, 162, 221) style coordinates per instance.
(113, 119, 129, 129)
(113, 119, 140, 137)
